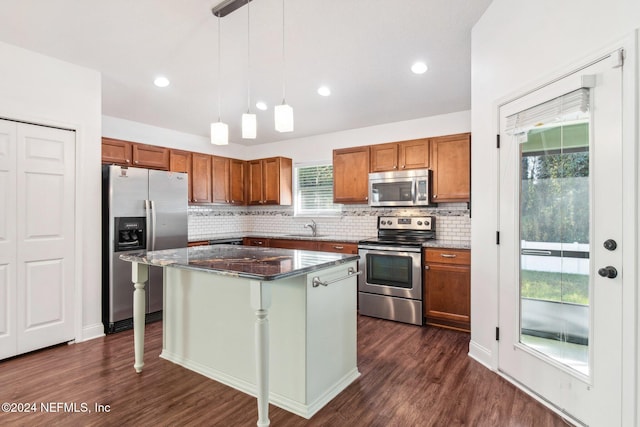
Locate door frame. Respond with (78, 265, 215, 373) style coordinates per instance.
(492, 33, 638, 425)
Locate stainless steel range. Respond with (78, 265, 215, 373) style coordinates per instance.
(358, 216, 435, 325)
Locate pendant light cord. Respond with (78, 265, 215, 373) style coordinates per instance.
(281, 0, 286, 103)
(217, 16, 222, 122)
(247, 0, 251, 113)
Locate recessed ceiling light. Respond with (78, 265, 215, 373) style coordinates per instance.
(153, 76, 170, 87)
(256, 101, 268, 111)
(411, 62, 428, 74)
(317, 86, 331, 97)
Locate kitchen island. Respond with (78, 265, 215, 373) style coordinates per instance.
(120, 245, 360, 427)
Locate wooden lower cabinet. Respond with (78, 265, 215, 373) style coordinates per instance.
(423, 248, 470, 332)
(244, 237, 357, 254)
(188, 240, 209, 247)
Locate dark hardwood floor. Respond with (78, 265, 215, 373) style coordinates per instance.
(1, 315, 569, 426)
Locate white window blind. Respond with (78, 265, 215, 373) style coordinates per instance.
(294, 164, 342, 215)
(506, 88, 590, 136)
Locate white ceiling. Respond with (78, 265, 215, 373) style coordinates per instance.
(0, 0, 492, 145)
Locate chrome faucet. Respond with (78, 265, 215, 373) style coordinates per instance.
(304, 219, 317, 237)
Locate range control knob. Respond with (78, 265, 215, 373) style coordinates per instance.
(417, 221, 423, 226)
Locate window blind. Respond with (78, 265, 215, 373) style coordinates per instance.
(294, 164, 342, 215)
(505, 88, 590, 136)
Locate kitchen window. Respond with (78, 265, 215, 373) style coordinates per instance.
(294, 163, 342, 216)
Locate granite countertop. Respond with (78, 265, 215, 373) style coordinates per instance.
(191, 233, 372, 244)
(422, 240, 471, 250)
(120, 245, 360, 281)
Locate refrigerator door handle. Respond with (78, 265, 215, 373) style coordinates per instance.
(145, 199, 152, 251)
(150, 200, 157, 251)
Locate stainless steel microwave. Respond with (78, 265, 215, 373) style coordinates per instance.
(368, 169, 431, 207)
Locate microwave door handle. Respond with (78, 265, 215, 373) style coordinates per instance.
(411, 180, 417, 203)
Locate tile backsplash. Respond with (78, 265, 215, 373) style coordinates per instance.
(189, 203, 470, 246)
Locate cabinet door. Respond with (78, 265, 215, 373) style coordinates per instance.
(398, 138, 429, 170)
(424, 263, 470, 327)
(170, 150, 192, 202)
(132, 143, 170, 170)
(262, 157, 281, 205)
(247, 160, 264, 205)
(191, 153, 212, 203)
(431, 133, 471, 202)
(212, 155, 230, 204)
(333, 146, 370, 203)
(101, 138, 132, 166)
(370, 143, 398, 172)
(229, 158, 246, 205)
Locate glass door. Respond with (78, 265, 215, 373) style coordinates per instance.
(498, 53, 624, 425)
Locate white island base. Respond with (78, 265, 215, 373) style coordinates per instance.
(159, 261, 360, 419)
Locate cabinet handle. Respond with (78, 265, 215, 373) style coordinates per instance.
(441, 254, 457, 258)
(433, 194, 438, 199)
(333, 245, 344, 250)
(256, 241, 263, 245)
(194, 198, 197, 202)
(134, 160, 139, 164)
(364, 196, 368, 201)
(425, 265, 430, 270)
(401, 165, 406, 169)
(126, 159, 130, 164)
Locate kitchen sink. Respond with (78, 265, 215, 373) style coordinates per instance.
(284, 234, 329, 238)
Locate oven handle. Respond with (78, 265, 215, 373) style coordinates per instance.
(312, 267, 361, 288)
(358, 245, 422, 254)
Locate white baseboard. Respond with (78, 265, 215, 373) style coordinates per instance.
(79, 323, 105, 342)
(468, 339, 493, 369)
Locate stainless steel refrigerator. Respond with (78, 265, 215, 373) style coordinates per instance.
(102, 165, 188, 333)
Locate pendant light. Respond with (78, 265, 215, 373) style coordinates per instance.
(274, 0, 293, 132)
(211, 14, 229, 145)
(242, 0, 256, 139)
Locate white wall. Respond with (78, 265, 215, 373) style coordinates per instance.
(0, 41, 103, 341)
(471, 0, 640, 422)
(103, 110, 470, 164)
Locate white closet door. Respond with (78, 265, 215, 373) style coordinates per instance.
(16, 122, 75, 354)
(0, 120, 17, 359)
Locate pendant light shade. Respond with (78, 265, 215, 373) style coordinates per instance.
(211, 121, 229, 145)
(274, 103, 293, 132)
(242, 113, 257, 139)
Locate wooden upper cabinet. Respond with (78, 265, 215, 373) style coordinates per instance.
(191, 153, 212, 203)
(333, 146, 370, 204)
(212, 155, 230, 204)
(169, 149, 192, 201)
(229, 158, 246, 205)
(132, 143, 169, 170)
(247, 157, 292, 206)
(101, 137, 132, 166)
(430, 133, 471, 202)
(369, 143, 398, 172)
(370, 138, 429, 172)
(398, 138, 430, 170)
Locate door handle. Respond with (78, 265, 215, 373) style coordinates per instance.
(598, 266, 617, 279)
(150, 200, 157, 251)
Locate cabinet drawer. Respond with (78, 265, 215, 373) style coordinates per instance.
(316, 241, 358, 254)
(424, 248, 470, 265)
(188, 241, 209, 247)
(243, 237, 269, 247)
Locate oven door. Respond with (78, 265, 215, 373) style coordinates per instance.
(358, 246, 422, 300)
